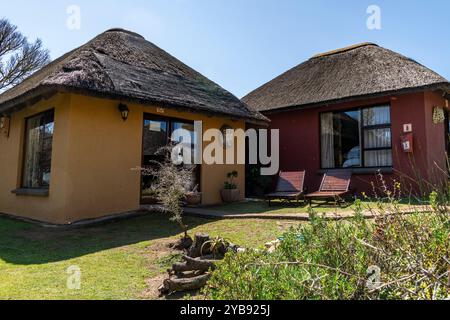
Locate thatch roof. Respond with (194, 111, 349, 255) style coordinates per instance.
(243, 43, 450, 113)
(0, 28, 268, 124)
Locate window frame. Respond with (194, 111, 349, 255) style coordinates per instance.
(141, 113, 198, 164)
(319, 103, 393, 170)
(21, 108, 55, 190)
(140, 113, 201, 199)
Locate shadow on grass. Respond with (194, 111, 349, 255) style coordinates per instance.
(0, 213, 211, 265)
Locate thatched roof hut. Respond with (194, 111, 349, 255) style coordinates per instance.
(243, 43, 450, 113)
(0, 28, 267, 124)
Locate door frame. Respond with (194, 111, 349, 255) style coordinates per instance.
(140, 113, 201, 204)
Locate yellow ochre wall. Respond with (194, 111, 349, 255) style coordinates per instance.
(0, 93, 246, 224)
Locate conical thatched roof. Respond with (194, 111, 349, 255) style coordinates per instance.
(0, 28, 267, 124)
(243, 43, 449, 113)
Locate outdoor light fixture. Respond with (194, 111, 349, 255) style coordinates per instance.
(118, 103, 129, 121)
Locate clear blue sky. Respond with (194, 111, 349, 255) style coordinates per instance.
(2, 0, 449, 98)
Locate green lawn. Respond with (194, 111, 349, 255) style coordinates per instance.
(0, 213, 296, 300)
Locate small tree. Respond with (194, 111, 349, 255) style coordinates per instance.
(139, 146, 193, 238)
(0, 19, 50, 92)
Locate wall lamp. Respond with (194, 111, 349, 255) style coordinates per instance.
(118, 103, 129, 121)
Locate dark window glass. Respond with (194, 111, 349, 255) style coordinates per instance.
(171, 122, 199, 191)
(22, 110, 54, 188)
(321, 111, 361, 168)
(141, 117, 200, 198)
(362, 106, 392, 167)
(172, 122, 196, 164)
(142, 119, 168, 165)
(320, 105, 392, 169)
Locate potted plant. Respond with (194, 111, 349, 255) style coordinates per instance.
(221, 171, 240, 203)
(185, 184, 202, 206)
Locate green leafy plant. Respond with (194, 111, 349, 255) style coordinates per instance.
(224, 171, 239, 190)
(204, 175, 450, 300)
(201, 237, 231, 259)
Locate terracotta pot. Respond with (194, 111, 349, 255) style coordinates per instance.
(185, 192, 202, 206)
(221, 189, 240, 203)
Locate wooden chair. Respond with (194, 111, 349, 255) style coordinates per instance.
(305, 170, 352, 206)
(265, 171, 306, 206)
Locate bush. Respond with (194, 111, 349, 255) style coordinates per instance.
(204, 205, 449, 300)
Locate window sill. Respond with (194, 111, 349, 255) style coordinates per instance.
(318, 168, 394, 175)
(12, 188, 49, 197)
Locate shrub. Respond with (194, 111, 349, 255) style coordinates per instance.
(136, 146, 194, 238)
(205, 204, 449, 300)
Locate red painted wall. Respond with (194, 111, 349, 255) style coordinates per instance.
(266, 91, 448, 197)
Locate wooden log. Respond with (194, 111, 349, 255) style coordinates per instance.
(174, 270, 205, 279)
(160, 273, 211, 294)
(170, 236, 193, 251)
(188, 233, 211, 258)
(172, 255, 216, 273)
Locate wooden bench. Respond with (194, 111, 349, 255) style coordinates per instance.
(305, 170, 352, 206)
(265, 171, 306, 206)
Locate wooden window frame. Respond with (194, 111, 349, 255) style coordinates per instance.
(20, 108, 55, 190)
(319, 104, 393, 170)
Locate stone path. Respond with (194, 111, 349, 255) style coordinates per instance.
(181, 205, 434, 221)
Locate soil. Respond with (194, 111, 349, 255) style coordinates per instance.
(140, 239, 187, 300)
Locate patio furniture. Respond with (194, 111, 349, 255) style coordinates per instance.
(305, 170, 352, 206)
(265, 171, 306, 206)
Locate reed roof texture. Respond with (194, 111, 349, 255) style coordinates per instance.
(243, 43, 449, 113)
(0, 28, 267, 124)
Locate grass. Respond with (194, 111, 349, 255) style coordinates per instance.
(0, 213, 295, 300)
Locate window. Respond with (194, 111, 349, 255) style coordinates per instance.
(321, 105, 392, 169)
(22, 109, 54, 188)
(141, 115, 200, 195)
(362, 106, 392, 167)
(143, 119, 169, 160)
(142, 119, 197, 165)
(321, 110, 361, 168)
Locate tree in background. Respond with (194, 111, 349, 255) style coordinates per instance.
(0, 18, 50, 92)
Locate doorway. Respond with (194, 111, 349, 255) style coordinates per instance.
(140, 114, 200, 204)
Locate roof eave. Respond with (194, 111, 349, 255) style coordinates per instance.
(259, 83, 450, 115)
(0, 84, 270, 125)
